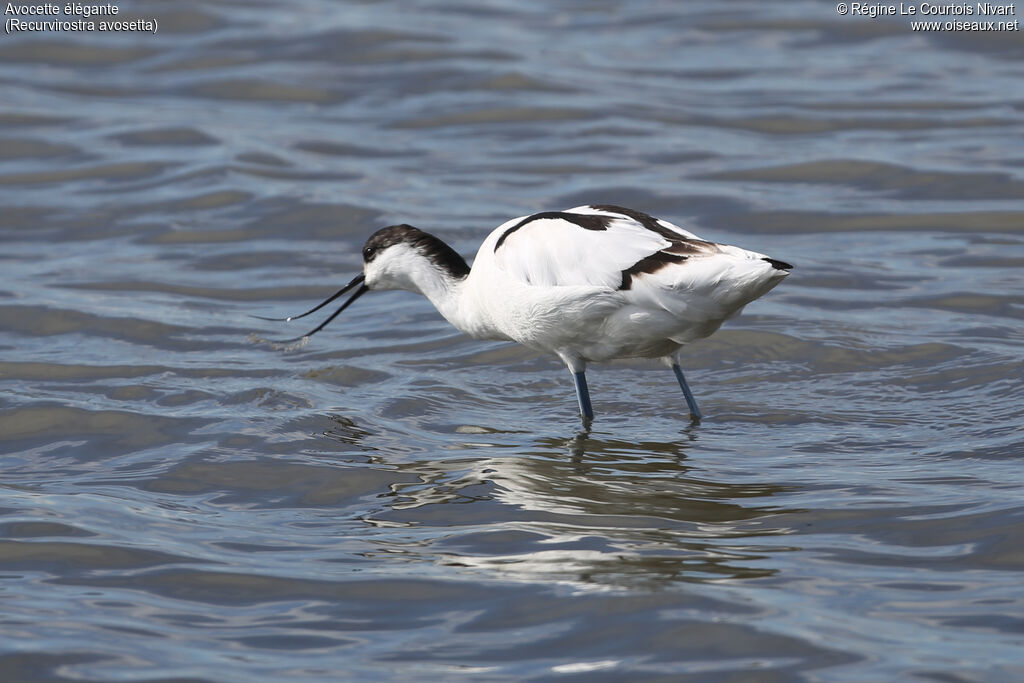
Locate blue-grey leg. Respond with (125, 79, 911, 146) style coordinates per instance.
(672, 363, 702, 420)
(572, 370, 594, 422)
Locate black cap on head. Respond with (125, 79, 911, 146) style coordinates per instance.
(362, 224, 470, 279)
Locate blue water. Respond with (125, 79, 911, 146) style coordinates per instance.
(2, 1, 1023, 680)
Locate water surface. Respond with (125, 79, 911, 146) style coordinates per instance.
(2, 1, 1023, 680)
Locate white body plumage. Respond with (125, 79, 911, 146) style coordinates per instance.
(267, 204, 792, 422)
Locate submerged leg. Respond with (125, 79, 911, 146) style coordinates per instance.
(572, 370, 594, 423)
(559, 353, 594, 423)
(672, 363, 702, 420)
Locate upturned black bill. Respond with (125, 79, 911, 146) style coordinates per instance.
(256, 273, 368, 343)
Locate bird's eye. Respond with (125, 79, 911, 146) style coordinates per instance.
(362, 246, 376, 261)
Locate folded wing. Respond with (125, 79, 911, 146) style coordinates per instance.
(491, 205, 712, 289)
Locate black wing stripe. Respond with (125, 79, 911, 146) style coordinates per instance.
(494, 211, 613, 252)
(619, 251, 688, 290)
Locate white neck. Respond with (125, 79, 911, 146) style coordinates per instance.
(366, 239, 506, 340)
(371, 254, 474, 335)
(413, 264, 468, 328)
(408, 261, 508, 340)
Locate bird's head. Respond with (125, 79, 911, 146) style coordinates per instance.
(362, 224, 470, 292)
(255, 224, 469, 343)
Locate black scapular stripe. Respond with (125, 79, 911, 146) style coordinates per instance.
(589, 204, 683, 241)
(493, 211, 614, 252)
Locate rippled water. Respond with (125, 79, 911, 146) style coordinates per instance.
(2, 1, 1023, 680)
